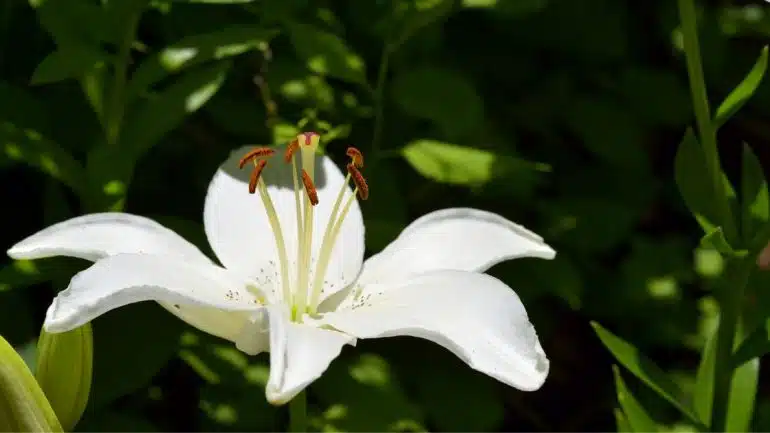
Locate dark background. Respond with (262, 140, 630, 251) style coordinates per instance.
(3, 0, 770, 431)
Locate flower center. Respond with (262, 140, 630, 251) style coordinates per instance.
(239, 132, 368, 320)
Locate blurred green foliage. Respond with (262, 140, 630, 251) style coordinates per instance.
(4, 0, 770, 431)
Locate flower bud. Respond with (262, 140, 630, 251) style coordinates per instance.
(0, 334, 62, 432)
(36, 324, 93, 431)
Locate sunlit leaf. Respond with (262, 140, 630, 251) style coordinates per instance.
(715, 46, 768, 128)
(401, 140, 548, 187)
(287, 23, 367, 85)
(615, 408, 632, 433)
(128, 26, 278, 100)
(121, 60, 230, 157)
(693, 318, 717, 426)
(726, 357, 759, 432)
(591, 322, 702, 427)
(613, 366, 658, 432)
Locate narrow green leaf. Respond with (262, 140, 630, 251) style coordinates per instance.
(127, 26, 277, 100)
(613, 366, 658, 432)
(726, 358, 759, 432)
(590, 322, 703, 427)
(615, 408, 632, 433)
(30, 47, 107, 86)
(287, 23, 367, 85)
(693, 320, 718, 426)
(741, 143, 769, 244)
(733, 320, 770, 368)
(401, 139, 549, 187)
(715, 46, 768, 128)
(700, 227, 736, 256)
(674, 128, 721, 234)
(120, 61, 230, 157)
(0, 122, 86, 196)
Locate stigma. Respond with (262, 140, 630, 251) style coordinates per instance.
(238, 132, 369, 320)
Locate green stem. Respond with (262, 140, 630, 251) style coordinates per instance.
(677, 0, 736, 240)
(106, 11, 141, 147)
(370, 44, 391, 160)
(288, 391, 307, 432)
(710, 259, 752, 431)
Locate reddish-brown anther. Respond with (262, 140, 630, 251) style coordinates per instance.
(239, 147, 275, 169)
(248, 160, 268, 194)
(301, 169, 319, 206)
(346, 147, 364, 168)
(347, 163, 369, 200)
(284, 139, 299, 163)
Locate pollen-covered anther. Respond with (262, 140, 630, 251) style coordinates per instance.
(248, 160, 268, 194)
(301, 169, 319, 206)
(347, 163, 369, 200)
(346, 147, 364, 168)
(239, 147, 275, 169)
(284, 139, 299, 163)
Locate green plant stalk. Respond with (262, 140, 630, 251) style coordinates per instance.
(106, 11, 141, 147)
(288, 390, 307, 432)
(677, 0, 736, 241)
(710, 259, 752, 431)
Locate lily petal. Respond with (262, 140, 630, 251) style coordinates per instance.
(7, 213, 211, 266)
(357, 208, 554, 287)
(204, 147, 365, 297)
(319, 270, 549, 391)
(44, 253, 260, 336)
(264, 305, 355, 404)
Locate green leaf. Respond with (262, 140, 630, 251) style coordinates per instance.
(674, 128, 721, 234)
(693, 319, 718, 426)
(615, 408, 632, 433)
(87, 303, 184, 409)
(401, 139, 549, 187)
(127, 26, 278, 100)
(0, 121, 86, 196)
(613, 366, 658, 432)
(590, 322, 703, 427)
(741, 143, 769, 244)
(120, 61, 230, 157)
(733, 320, 770, 368)
(30, 47, 107, 86)
(390, 0, 454, 50)
(312, 353, 425, 431)
(715, 46, 768, 128)
(391, 66, 484, 139)
(287, 23, 367, 85)
(700, 227, 745, 256)
(726, 357, 759, 432)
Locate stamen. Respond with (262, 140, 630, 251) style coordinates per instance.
(347, 163, 369, 200)
(248, 160, 268, 194)
(284, 139, 299, 163)
(346, 147, 364, 168)
(239, 147, 275, 169)
(301, 169, 319, 206)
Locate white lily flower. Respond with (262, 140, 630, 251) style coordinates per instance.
(7, 133, 556, 404)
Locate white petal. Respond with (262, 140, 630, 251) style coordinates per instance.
(357, 208, 555, 286)
(263, 305, 355, 405)
(7, 213, 211, 266)
(204, 147, 364, 298)
(320, 270, 549, 391)
(44, 253, 261, 334)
